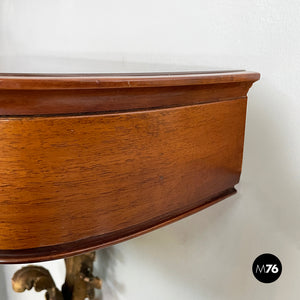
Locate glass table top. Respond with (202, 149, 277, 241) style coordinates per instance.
(0, 56, 241, 76)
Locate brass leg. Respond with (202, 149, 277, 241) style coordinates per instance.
(12, 252, 102, 300)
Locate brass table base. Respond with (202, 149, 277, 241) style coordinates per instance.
(12, 252, 102, 300)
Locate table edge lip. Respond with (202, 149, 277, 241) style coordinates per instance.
(0, 71, 260, 90)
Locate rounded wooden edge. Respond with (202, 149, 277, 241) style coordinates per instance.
(0, 71, 260, 90)
(0, 188, 236, 264)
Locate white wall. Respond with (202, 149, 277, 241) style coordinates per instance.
(1, 0, 300, 299)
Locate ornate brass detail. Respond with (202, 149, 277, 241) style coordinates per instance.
(12, 252, 102, 300)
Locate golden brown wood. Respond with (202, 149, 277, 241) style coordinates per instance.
(0, 70, 260, 263)
(0, 188, 236, 263)
(0, 71, 259, 90)
(0, 82, 252, 116)
(0, 71, 259, 116)
(0, 99, 245, 256)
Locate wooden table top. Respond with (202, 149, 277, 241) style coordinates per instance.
(0, 57, 259, 116)
(0, 59, 259, 263)
(0, 58, 257, 89)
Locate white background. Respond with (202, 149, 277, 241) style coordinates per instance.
(0, 0, 300, 299)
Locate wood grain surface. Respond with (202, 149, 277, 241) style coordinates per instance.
(0, 98, 246, 262)
(0, 71, 259, 90)
(0, 71, 259, 116)
(0, 82, 252, 116)
(0, 70, 260, 263)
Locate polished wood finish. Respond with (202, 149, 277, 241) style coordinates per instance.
(0, 82, 252, 116)
(0, 71, 258, 116)
(0, 69, 259, 263)
(0, 71, 258, 90)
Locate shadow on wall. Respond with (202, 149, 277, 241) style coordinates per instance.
(92, 194, 242, 300)
(95, 247, 125, 300)
(243, 79, 300, 241)
(0, 266, 8, 299)
(93, 78, 300, 300)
